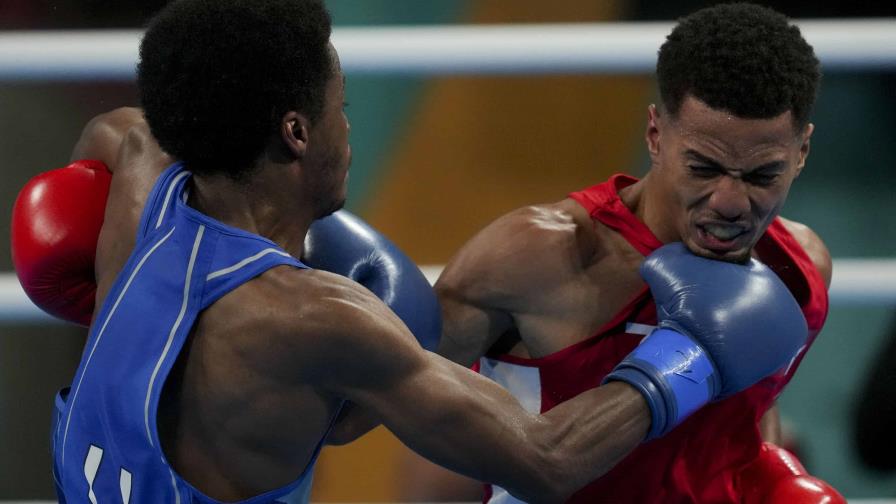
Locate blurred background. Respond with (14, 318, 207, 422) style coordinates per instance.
(1, 0, 895, 500)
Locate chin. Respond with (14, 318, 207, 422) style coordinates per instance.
(315, 197, 346, 219)
(683, 239, 752, 264)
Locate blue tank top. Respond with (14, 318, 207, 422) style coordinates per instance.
(52, 163, 331, 504)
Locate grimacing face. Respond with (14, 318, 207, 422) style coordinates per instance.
(645, 95, 813, 263)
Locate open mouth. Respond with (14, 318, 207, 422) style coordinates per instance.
(695, 224, 748, 253)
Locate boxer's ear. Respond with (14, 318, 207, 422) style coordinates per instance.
(281, 111, 309, 158)
(795, 122, 814, 175)
(646, 104, 662, 161)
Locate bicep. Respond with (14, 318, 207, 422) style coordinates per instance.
(336, 346, 544, 486)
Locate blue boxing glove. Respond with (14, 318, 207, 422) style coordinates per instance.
(304, 210, 441, 351)
(605, 242, 808, 439)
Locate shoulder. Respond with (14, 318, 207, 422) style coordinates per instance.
(214, 266, 422, 383)
(246, 267, 401, 340)
(436, 199, 596, 308)
(777, 217, 832, 288)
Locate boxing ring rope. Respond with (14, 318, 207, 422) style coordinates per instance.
(1, 20, 895, 323)
(1, 19, 896, 79)
(1, 259, 895, 325)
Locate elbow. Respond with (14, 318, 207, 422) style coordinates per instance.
(82, 107, 143, 141)
(72, 107, 145, 165)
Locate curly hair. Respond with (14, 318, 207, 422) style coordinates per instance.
(137, 0, 333, 180)
(657, 3, 820, 128)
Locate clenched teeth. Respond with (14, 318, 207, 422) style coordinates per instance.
(703, 225, 744, 240)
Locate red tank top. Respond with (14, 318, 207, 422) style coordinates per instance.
(478, 174, 828, 503)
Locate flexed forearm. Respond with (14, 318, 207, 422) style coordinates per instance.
(533, 382, 649, 496)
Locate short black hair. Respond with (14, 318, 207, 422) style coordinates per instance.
(657, 3, 820, 128)
(137, 0, 333, 179)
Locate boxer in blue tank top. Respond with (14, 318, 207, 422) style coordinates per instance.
(53, 163, 325, 503)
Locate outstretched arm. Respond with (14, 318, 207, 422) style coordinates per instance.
(297, 274, 649, 502)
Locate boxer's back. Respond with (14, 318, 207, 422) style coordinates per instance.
(54, 163, 342, 503)
(156, 265, 345, 499)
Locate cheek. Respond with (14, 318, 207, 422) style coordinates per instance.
(671, 187, 702, 232)
(747, 185, 791, 224)
(675, 176, 712, 208)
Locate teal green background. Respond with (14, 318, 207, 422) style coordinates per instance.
(327, 0, 467, 211)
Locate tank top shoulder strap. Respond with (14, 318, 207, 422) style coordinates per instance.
(137, 162, 192, 240)
(200, 230, 308, 309)
(569, 173, 663, 256)
(137, 162, 309, 308)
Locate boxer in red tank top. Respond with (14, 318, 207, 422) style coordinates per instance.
(435, 4, 844, 502)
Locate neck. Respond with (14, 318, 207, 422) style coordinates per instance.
(619, 169, 679, 244)
(188, 166, 314, 258)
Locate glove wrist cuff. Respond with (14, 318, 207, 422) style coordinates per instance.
(604, 328, 717, 439)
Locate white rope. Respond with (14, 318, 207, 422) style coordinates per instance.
(1, 20, 895, 80)
(1, 259, 894, 324)
(826, 259, 896, 306)
(0, 273, 64, 325)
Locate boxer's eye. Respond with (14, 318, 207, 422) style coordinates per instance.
(688, 165, 721, 178)
(745, 172, 778, 186)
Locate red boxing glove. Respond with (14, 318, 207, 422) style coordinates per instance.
(11, 160, 111, 326)
(737, 442, 846, 504)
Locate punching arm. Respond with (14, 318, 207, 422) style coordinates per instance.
(304, 210, 443, 445)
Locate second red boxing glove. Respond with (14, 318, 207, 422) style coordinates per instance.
(11, 159, 111, 326)
(737, 442, 846, 504)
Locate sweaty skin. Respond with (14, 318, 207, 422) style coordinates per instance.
(436, 95, 832, 441)
(71, 76, 650, 503)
